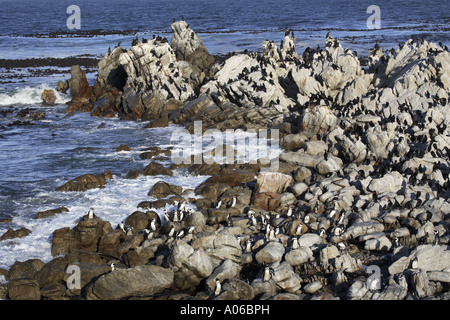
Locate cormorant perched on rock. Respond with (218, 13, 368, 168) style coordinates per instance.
(131, 36, 139, 46)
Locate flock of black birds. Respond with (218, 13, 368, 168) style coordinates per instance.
(110, 22, 450, 212)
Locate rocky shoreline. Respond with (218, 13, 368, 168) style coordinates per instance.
(0, 20, 449, 300)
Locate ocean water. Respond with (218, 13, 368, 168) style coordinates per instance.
(0, 0, 448, 269)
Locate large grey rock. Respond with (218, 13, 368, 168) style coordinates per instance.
(339, 221, 385, 241)
(368, 171, 406, 195)
(272, 262, 302, 293)
(214, 279, 255, 300)
(298, 233, 322, 248)
(255, 241, 285, 264)
(250, 278, 277, 297)
(123, 238, 165, 267)
(255, 171, 293, 194)
(7, 279, 41, 300)
(320, 245, 362, 272)
(411, 245, 450, 272)
(7, 259, 45, 281)
(192, 230, 242, 266)
(347, 279, 368, 300)
(186, 210, 206, 232)
(427, 271, 450, 283)
(409, 269, 431, 298)
(291, 182, 309, 196)
(86, 265, 173, 299)
(168, 240, 214, 291)
(316, 158, 342, 175)
(34, 257, 69, 289)
(368, 284, 408, 300)
(365, 127, 393, 159)
(388, 245, 450, 275)
(280, 133, 307, 151)
(299, 105, 338, 137)
(303, 281, 322, 294)
(284, 247, 313, 266)
(170, 20, 215, 82)
(364, 236, 392, 251)
(64, 262, 111, 295)
(205, 259, 241, 291)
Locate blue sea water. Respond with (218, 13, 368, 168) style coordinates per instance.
(0, 0, 448, 269)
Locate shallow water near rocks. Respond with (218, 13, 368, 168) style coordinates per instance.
(0, 104, 214, 268)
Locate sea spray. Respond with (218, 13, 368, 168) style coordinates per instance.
(0, 84, 70, 107)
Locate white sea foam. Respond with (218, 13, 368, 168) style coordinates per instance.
(0, 110, 280, 269)
(0, 169, 208, 269)
(0, 84, 70, 107)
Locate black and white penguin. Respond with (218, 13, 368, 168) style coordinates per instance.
(290, 237, 299, 250)
(88, 207, 94, 219)
(295, 223, 303, 236)
(244, 239, 252, 253)
(168, 225, 175, 238)
(263, 265, 275, 282)
(319, 228, 327, 238)
(229, 196, 237, 208)
(214, 278, 221, 296)
(286, 206, 293, 217)
(247, 212, 257, 227)
(178, 200, 186, 212)
(176, 229, 185, 239)
(433, 230, 439, 245)
(149, 218, 157, 231)
(226, 213, 233, 227)
(163, 209, 171, 223)
(187, 226, 195, 235)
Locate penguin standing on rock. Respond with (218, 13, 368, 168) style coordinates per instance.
(290, 237, 299, 250)
(149, 218, 157, 231)
(228, 196, 237, 208)
(244, 239, 252, 253)
(168, 225, 175, 238)
(226, 213, 234, 227)
(87, 207, 94, 219)
(214, 278, 221, 296)
(263, 265, 275, 282)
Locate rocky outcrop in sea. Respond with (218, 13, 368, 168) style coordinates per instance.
(1, 20, 449, 300)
